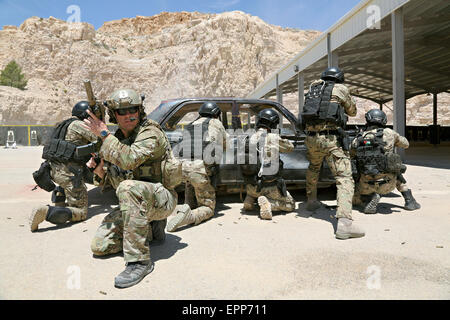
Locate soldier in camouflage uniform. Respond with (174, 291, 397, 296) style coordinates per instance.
(242, 109, 295, 220)
(352, 109, 421, 213)
(85, 89, 181, 288)
(29, 101, 99, 232)
(302, 67, 364, 239)
(167, 102, 228, 231)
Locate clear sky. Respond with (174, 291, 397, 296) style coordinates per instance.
(0, 0, 362, 31)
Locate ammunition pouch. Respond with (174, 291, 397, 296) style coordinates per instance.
(32, 161, 56, 192)
(51, 186, 66, 204)
(385, 153, 404, 174)
(337, 127, 350, 152)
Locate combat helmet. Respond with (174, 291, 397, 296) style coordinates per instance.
(106, 89, 146, 124)
(198, 102, 221, 118)
(72, 101, 90, 120)
(321, 67, 345, 83)
(365, 109, 387, 126)
(72, 100, 105, 121)
(256, 109, 279, 130)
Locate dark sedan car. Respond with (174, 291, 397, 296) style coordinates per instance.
(148, 97, 335, 193)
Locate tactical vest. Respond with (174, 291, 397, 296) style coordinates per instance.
(42, 118, 89, 164)
(176, 118, 214, 161)
(117, 119, 182, 190)
(301, 80, 348, 128)
(355, 128, 403, 176)
(240, 132, 283, 185)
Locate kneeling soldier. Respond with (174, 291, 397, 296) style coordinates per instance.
(30, 101, 101, 232)
(352, 109, 421, 213)
(242, 108, 295, 220)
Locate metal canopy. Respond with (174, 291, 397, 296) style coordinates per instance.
(247, 0, 450, 105)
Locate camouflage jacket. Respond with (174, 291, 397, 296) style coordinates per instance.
(192, 117, 229, 151)
(96, 119, 173, 190)
(65, 118, 98, 145)
(306, 79, 357, 132)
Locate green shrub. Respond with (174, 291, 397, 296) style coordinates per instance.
(0, 60, 27, 90)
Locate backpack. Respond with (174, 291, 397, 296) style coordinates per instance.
(301, 80, 347, 127)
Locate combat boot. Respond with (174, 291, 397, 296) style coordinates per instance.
(335, 218, 365, 240)
(243, 194, 255, 211)
(114, 260, 154, 289)
(258, 196, 272, 220)
(167, 204, 194, 232)
(401, 189, 421, 211)
(363, 193, 381, 214)
(151, 219, 167, 244)
(29, 205, 72, 232)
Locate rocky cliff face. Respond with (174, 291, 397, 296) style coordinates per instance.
(0, 11, 448, 126)
(0, 11, 319, 124)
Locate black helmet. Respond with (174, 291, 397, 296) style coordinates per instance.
(321, 67, 345, 83)
(72, 101, 90, 120)
(256, 109, 279, 129)
(198, 102, 221, 118)
(365, 109, 387, 126)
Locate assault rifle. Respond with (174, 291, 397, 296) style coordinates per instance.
(84, 79, 106, 120)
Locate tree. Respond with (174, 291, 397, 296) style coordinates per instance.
(0, 60, 27, 90)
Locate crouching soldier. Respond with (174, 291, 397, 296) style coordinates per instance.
(30, 101, 102, 232)
(85, 89, 182, 288)
(167, 102, 228, 232)
(241, 108, 295, 220)
(352, 109, 421, 213)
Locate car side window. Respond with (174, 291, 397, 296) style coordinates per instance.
(163, 103, 201, 131)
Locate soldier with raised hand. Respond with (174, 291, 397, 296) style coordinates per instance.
(167, 102, 228, 232)
(242, 108, 295, 220)
(85, 89, 181, 289)
(29, 101, 101, 232)
(352, 109, 421, 214)
(301, 67, 364, 240)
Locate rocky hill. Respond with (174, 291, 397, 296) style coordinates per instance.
(0, 11, 448, 126)
(0, 11, 319, 124)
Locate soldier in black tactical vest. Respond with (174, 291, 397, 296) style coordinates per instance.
(167, 102, 229, 231)
(301, 67, 365, 240)
(30, 101, 102, 232)
(241, 109, 295, 220)
(351, 109, 421, 214)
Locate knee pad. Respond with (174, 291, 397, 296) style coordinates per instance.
(45, 206, 72, 225)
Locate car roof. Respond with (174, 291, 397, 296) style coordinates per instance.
(148, 97, 298, 125)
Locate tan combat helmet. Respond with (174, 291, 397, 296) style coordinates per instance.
(106, 89, 146, 123)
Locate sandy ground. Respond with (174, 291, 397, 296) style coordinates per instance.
(0, 145, 449, 300)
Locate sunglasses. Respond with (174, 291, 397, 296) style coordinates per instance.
(116, 106, 139, 116)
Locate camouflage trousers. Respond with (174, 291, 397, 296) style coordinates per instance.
(245, 184, 295, 212)
(50, 162, 87, 222)
(182, 160, 216, 224)
(90, 180, 177, 263)
(353, 173, 409, 204)
(305, 134, 354, 220)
